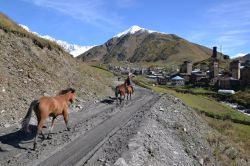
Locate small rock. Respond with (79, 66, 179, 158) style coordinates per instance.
(2, 87, 6, 92)
(98, 158, 105, 162)
(1, 110, 5, 114)
(114, 158, 128, 166)
(43, 93, 50, 96)
(14, 153, 22, 158)
(76, 105, 83, 109)
(128, 142, 140, 150)
(159, 107, 164, 111)
(183, 128, 187, 132)
(173, 151, 179, 155)
(4, 123, 10, 128)
(225, 147, 238, 159)
(199, 158, 204, 165)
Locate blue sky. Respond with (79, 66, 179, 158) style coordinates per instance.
(0, 0, 249, 57)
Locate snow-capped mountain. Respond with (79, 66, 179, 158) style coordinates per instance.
(114, 25, 156, 38)
(19, 24, 94, 57)
(79, 25, 211, 64)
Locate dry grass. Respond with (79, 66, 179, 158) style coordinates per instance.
(205, 116, 250, 163)
(0, 13, 63, 51)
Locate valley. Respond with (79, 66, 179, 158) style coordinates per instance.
(1, 12, 250, 166)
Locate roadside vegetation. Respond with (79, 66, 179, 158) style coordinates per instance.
(133, 76, 250, 164)
(231, 90, 250, 108)
(0, 13, 63, 51)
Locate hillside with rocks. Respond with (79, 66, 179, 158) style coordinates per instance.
(0, 13, 113, 128)
(78, 25, 212, 65)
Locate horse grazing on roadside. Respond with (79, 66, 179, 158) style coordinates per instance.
(126, 86, 133, 100)
(115, 84, 126, 104)
(21, 88, 76, 150)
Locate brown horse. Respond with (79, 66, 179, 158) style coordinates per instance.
(22, 88, 76, 150)
(126, 86, 133, 100)
(115, 83, 126, 104)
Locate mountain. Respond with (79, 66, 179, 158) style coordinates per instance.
(78, 25, 212, 65)
(236, 53, 250, 61)
(19, 24, 94, 57)
(0, 13, 113, 127)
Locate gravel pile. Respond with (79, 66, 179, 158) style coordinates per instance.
(114, 94, 216, 166)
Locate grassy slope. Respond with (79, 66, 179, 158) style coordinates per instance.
(133, 76, 250, 163)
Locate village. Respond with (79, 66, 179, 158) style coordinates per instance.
(108, 47, 250, 94)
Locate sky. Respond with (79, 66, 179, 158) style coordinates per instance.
(0, 0, 249, 57)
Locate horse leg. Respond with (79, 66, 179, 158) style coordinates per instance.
(47, 117, 56, 139)
(130, 93, 131, 100)
(34, 119, 45, 150)
(63, 110, 70, 131)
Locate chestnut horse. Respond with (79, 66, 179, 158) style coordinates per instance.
(115, 84, 126, 104)
(21, 88, 76, 150)
(115, 84, 133, 103)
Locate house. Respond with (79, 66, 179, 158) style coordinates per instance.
(157, 76, 167, 85)
(190, 71, 209, 86)
(241, 66, 250, 86)
(171, 76, 185, 86)
(217, 77, 241, 89)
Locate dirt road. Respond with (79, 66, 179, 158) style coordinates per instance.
(0, 87, 160, 166)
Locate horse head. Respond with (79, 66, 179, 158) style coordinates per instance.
(59, 88, 76, 103)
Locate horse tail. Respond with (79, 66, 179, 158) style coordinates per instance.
(22, 100, 39, 132)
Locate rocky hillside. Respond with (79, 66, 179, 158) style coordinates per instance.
(0, 13, 113, 128)
(78, 26, 212, 65)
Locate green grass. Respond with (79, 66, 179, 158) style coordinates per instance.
(133, 76, 250, 125)
(176, 93, 250, 124)
(90, 65, 114, 77)
(231, 90, 250, 108)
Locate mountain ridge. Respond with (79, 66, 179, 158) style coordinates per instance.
(78, 26, 212, 65)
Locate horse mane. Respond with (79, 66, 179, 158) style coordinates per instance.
(58, 88, 75, 95)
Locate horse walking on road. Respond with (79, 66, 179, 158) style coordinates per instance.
(115, 84, 133, 103)
(115, 84, 126, 104)
(21, 88, 76, 150)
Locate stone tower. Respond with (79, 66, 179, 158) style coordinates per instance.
(230, 60, 241, 80)
(212, 47, 217, 58)
(209, 60, 219, 78)
(180, 61, 192, 75)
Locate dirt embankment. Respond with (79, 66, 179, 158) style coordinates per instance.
(0, 28, 113, 128)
